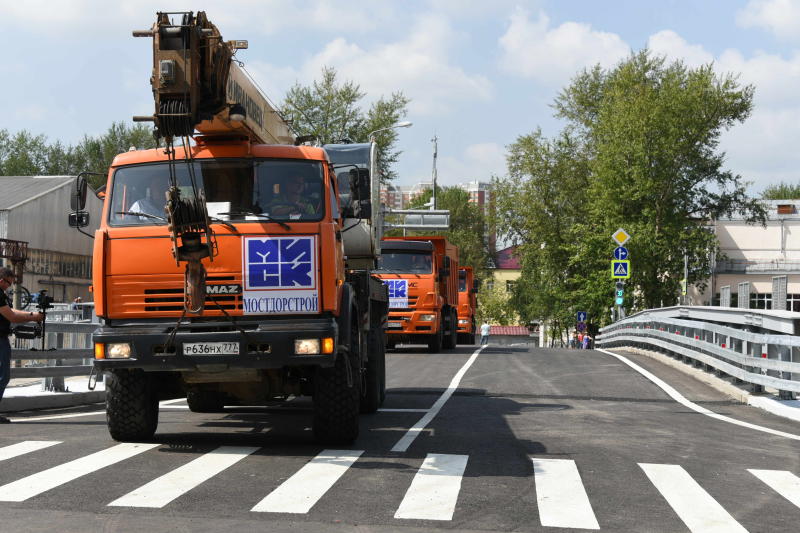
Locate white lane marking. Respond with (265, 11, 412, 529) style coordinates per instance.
(391, 345, 486, 452)
(0, 441, 61, 462)
(597, 348, 800, 441)
(251, 449, 363, 513)
(640, 463, 748, 533)
(160, 405, 190, 409)
(394, 453, 468, 521)
(532, 458, 599, 530)
(749, 469, 800, 509)
(0, 442, 159, 502)
(378, 408, 429, 413)
(160, 398, 187, 405)
(108, 445, 259, 508)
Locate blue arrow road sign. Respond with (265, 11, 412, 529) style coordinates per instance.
(577, 311, 587, 323)
(611, 260, 631, 279)
(613, 246, 629, 260)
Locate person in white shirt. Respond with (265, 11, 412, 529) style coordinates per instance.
(129, 175, 166, 220)
(480, 322, 491, 345)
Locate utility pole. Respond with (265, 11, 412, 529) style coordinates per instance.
(431, 134, 438, 210)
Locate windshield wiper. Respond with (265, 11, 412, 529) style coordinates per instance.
(217, 210, 291, 230)
(115, 210, 165, 221)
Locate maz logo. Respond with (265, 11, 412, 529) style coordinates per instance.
(207, 284, 242, 295)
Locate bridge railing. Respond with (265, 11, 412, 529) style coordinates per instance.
(10, 307, 96, 389)
(596, 306, 800, 400)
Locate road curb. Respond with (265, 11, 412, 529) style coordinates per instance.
(0, 390, 106, 412)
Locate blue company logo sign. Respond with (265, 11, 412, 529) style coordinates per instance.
(245, 237, 316, 290)
(385, 279, 409, 308)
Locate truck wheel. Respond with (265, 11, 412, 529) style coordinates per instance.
(314, 322, 361, 443)
(428, 326, 443, 353)
(443, 310, 458, 349)
(106, 369, 158, 442)
(360, 329, 385, 413)
(186, 391, 225, 413)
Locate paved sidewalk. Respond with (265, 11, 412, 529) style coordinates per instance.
(1, 376, 106, 412)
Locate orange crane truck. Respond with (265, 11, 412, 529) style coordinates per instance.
(457, 266, 478, 344)
(67, 11, 387, 444)
(375, 236, 459, 353)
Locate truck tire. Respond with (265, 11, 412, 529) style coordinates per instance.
(360, 329, 385, 413)
(187, 391, 225, 413)
(428, 326, 443, 353)
(106, 369, 159, 442)
(314, 321, 361, 443)
(443, 309, 458, 349)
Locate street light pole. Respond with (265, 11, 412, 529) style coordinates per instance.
(367, 121, 413, 142)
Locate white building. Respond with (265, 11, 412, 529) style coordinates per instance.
(693, 200, 800, 310)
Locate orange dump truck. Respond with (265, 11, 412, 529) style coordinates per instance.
(457, 266, 478, 344)
(67, 12, 387, 444)
(375, 236, 459, 352)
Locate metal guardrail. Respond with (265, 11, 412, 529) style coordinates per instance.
(10, 308, 96, 389)
(597, 306, 800, 399)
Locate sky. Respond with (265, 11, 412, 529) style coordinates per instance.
(2, 0, 800, 193)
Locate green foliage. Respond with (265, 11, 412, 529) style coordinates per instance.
(281, 67, 409, 182)
(761, 181, 800, 200)
(0, 122, 158, 189)
(496, 50, 766, 326)
(476, 282, 515, 325)
(390, 186, 493, 283)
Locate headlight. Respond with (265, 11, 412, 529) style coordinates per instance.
(419, 314, 435, 322)
(458, 319, 469, 324)
(295, 339, 320, 355)
(106, 343, 132, 359)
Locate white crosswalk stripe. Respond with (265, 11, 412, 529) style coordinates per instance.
(749, 469, 800, 509)
(395, 453, 468, 520)
(0, 441, 61, 462)
(0, 442, 159, 502)
(640, 463, 748, 533)
(531, 457, 600, 530)
(251, 449, 363, 513)
(108, 446, 260, 508)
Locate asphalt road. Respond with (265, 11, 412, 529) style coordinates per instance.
(0, 342, 799, 532)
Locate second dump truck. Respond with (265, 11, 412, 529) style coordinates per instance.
(375, 236, 459, 352)
(457, 266, 478, 344)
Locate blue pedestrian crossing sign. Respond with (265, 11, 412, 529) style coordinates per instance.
(611, 259, 631, 279)
(577, 311, 587, 323)
(613, 246, 629, 260)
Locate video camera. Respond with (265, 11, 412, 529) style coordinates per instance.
(12, 290, 53, 340)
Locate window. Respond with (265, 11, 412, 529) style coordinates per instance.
(375, 252, 432, 274)
(751, 293, 772, 310)
(486, 279, 494, 291)
(108, 158, 325, 226)
(788, 294, 800, 312)
(506, 280, 517, 292)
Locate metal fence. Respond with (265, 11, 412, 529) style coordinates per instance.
(596, 306, 800, 400)
(10, 305, 96, 391)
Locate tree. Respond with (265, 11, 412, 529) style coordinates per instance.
(476, 282, 515, 325)
(762, 181, 800, 200)
(72, 122, 159, 188)
(282, 67, 410, 182)
(496, 50, 766, 325)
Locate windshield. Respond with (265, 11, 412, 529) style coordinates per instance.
(108, 159, 325, 226)
(376, 252, 432, 274)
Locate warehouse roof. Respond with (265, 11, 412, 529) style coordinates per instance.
(0, 176, 74, 210)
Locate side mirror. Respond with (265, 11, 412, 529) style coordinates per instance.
(473, 279, 480, 290)
(69, 211, 90, 228)
(71, 176, 88, 211)
(348, 168, 371, 219)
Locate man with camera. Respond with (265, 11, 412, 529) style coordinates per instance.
(0, 267, 44, 423)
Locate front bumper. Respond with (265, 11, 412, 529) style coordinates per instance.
(93, 317, 338, 371)
(385, 310, 439, 336)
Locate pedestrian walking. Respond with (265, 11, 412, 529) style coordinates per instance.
(570, 332, 578, 349)
(0, 267, 44, 423)
(582, 333, 592, 350)
(577, 331, 584, 349)
(480, 322, 491, 345)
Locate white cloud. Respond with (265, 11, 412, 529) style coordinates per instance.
(647, 30, 715, 68)
(737, 0, 800, 42)
(498, 8, 630, 85)
(438, 142, 507, 185)
(296, 14, 492, 115)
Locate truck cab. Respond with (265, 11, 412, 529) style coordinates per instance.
(457, 266, 477, 344)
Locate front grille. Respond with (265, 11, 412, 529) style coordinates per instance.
(113, 275, 244, 315)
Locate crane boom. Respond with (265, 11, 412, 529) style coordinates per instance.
(133, 11, 294, 145)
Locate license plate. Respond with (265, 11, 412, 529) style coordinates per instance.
(183, 342, 240, 355)
(388, 322, 403, 329)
